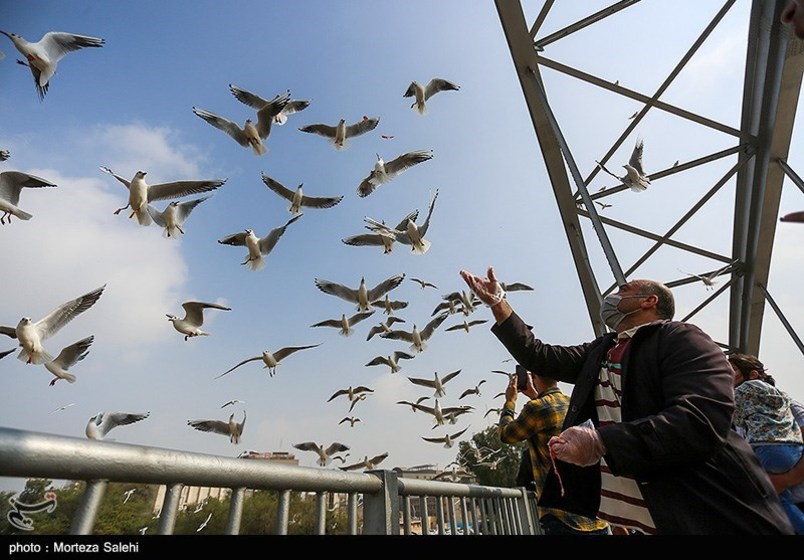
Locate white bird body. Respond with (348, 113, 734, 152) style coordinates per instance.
(404, 78, 460, 114)
(261, 174, 343, 214)
(422, 427, 468, 449)
(147, 196, 210, 239)
(197, 513, 212, 532)
(123, 489, 136, 504)
(216, 344, 321, 378)
(293, 441, 350, 467)
(167, 301, 231, 340)
(1, 30, 105, 100)
(371, 294, 408, 316)
(298, 117, 379, 150)
(445, 319, 489, 333)
(365, 190, 438, 255)
(0, 171, 57, 224)
(365, 351, 415, 373)
(218, 214, 302, 271)
(315, 274, 405, 313)
(44, 335, 94, 385)
(380, 312, 448, 353)
(100, 167, 225, 226)
(342, 210, 418, 254)
(356, 150, 433, 197)
(9, 285, 105, 365)
(340, 452, 389, 471)
(85, 411, 149, 440)
(407, 369, 461, 398)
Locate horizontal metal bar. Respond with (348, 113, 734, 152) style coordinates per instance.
(396, 476, 522, 499)
(535, 0, 641, 49)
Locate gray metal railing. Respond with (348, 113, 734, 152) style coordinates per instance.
(0, 427, 538, 535)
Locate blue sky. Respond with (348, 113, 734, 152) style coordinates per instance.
(0, 0, 802, 490)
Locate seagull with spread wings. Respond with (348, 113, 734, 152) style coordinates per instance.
(99, 167, 226, 226)
(193, 86, 290, 155)
(1, 29, 104, 101)
(339, 417, 361, 428)
(421, 427, 468, 449)
(167, 301, 231, 341)
(380, 312, 448, 353)
(314, 273, 405, 313)
(1, 284, 105, 365)
(446, 319, 489, 333)
(340, 452, 389, 471)
(0, 170, 57, 224)
(596, 139, 651, 192)
(261, 174, 343, 214)
(404, 78, 460, 114)
(216, 344, 321, 378)
(365, 350, 415, 374)
(342, 210, 418, 254)
(459, 380, 487, 400)
(146, 196, 210, 239)
(356, 150, 433, 197)
(365, 189, 439, 255)
(407, 369, 461, 398)
(218, 214, 302, 271)
(310, 311, 375, 337)
(298, 116, 379, 150)
(188, 411, 246, 444)
(371, 294, 408, 316)
(85, 411, 149, 440)
(44, 336, 94, 385)
(678, 261, 735, 291)
(410, 277, 438, 290)
(366, 316, 406, 341)
(273, 98, 310, 125)
(293, 441, 350, 467)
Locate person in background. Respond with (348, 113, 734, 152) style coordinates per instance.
(728, 353, 804, 533)
(499, 366, 609, 535)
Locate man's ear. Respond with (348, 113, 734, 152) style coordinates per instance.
(642, 294, 659, 310)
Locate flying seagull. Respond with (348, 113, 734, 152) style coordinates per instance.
(0, 170, 57, 224)
(365, 189, 439, 254)
(433, 290, 482, 317)
(2, 284, 105, 365)
(273, 98, 310, 125)
(298, 116, 379, 150)
(342, 210, 419, 255)
(371, 294, 408, 316)
(0, 30, 104, 101)
(310, 311, 375, 337)
(459, 380, 487, 399)
(595, 139, 651, 192)
(216, 344, 321, 378)
(445, 319, 489, 333)
(196, 513, 212, 533)
(146, 196, 211, 239)
(356, 150, 433, 198)
(188, 411, 246, 444)
(340, 452, 389, 472)
(678, 262, 735, 291)
(407, 369, 461, 398)
(293, 441, 350, 467)
(85, 411, 149, 440)
(261, 174, 343, 214)
(122, 489, 136, 504)
(167, 301, 231, 341)
(217, 214, 302, 271)
(404, 78, 460, 114)
(396, 396, 431, 413)
(49, 403, 76, 414)
(366, 316, 406, 341)
(410, 277, 438, 290)
(99, 167, 225, 226)
(364, 351, 415, 374)
(380, 312, 449, 353)
(409, 399, 470, 427)
(220, 399, 246, 409)
(328, 386, 374, 403)
(314, 273, 405, 313)
(44, 335, 94, 385)
(421, 427, 468, 449)
(338, 417, 361, 428)
(193, 86, 290, 155)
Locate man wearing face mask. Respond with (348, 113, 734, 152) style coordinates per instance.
(460, 267, 792, 534)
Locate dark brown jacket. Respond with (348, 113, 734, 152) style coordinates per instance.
(492, 312, 792, 534)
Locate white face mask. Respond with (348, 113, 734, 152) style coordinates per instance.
(600, 293, 645, 330)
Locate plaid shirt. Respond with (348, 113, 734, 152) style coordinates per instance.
(499, 386, 608, 532)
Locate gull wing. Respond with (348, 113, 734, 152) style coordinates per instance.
(315, 279, 359, 303)
(298, 123, 338, 138)
(379, 329, 414, 343)
(347, 311, 375, 326)
(408, 377, 436, 389)
(101, 411, 149, 437)
(311, 318, 343, 329)
(365, 356, 391, 367)
(356, 171, 380, 198)
(366, 273, 405, 301)
(629, 139, 646, 176)
(345, 117, 379, 138)
(0, 172, 57, 204)
(228, 84, 273, 110)
(421, 435, 447, 444)
(217, 231, 249, 247)
(0, 349, 14, 360)
(258, 213, 303, 255)
(255, 91, 291, 139)
(417, 189, 439, 238)
(39, 32, 104, 63)
(300, 191, 343, 209)
(420, 313, 448, 341)
(99, 166, 131, 189)
(403, 82, 418, 98)
(501, 282, 534, 292)
(215, 356, 262, 379)
(174, 196, 210, 222)
(449, 427, 469, 439)
(424, 78, 460, 100)
(0, 326, 17, 339)
(261, 174, 295, 202)
(393, 351, 415, 361)
(188, 419, 230, 436)
(182, 301, 230, 326)
(271, 344, 321, 362)
(383, 150, 433, 177)
(34, 285, 106, 343)
(324, 442, 350, 456)
(369, 452, 389, 467)
(441, 369, 462, 385)
(342, 234, 388, 248)
(146, 178, 226, 203)
(192, 107, 249, 147)
(293, 441, 323, 453)
(394, 210, 419, 231)
(411, 277, 437, 289)
(50, 336, 94, 369)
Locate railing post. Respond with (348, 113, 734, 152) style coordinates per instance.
(347, 492, 359, 535)
(157, 482, 183, 535)
(315, 492, 326, 535)
(421, 495, 429, 535)
(362, 469, 399, 535)
(70, 479, 107, 535)
(517, 487, 538, 535)
(275, 489, 290, 535)
(226, 487, 245, 535)
(402, 495, 411, 535)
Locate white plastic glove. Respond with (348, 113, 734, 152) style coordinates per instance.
(548, 425, 606, 467)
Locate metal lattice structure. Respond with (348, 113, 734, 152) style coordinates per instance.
(495, 0, 804, 356)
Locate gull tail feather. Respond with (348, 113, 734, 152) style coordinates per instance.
(245, 255, 266, 271)
(61, 373, 77, 384)
(252, 142, 267, 156)
(135, 207, 152, 226)
(411, 239, 431, 255)
(11, 209, 33, 221)
(18, 348, 54, 365)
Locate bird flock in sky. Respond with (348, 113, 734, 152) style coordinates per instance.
(0, 26, 546, 472)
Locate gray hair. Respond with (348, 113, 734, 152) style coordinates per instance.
(634, 279, 675, 320)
